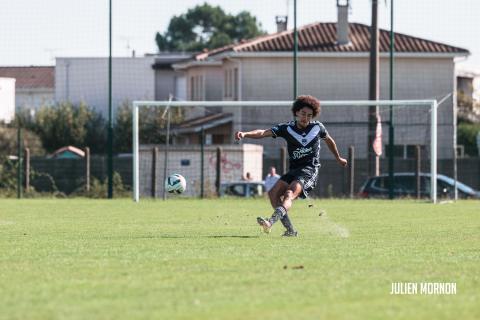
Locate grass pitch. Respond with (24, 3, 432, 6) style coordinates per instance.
(1, 198, 479, 319)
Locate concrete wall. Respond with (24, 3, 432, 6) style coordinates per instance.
(139, 143, 263, 197)
(55, 57, 155, 116)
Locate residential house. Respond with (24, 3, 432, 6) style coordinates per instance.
(172, 18, 469, 161)
(456, 69, 480, 123)
(0, 66, 54, 111)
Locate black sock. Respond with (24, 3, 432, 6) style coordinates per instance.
(269, 206, 287, 225)
(280, 213, 296, 232)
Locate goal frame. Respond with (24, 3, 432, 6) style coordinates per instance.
(132, 99, 438, 203)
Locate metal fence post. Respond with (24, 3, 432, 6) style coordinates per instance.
(216, 147, 222, 196)
(24, 148, 30, 193)
(152, 147, 158, 198)
(85, 147, 90, 192)
(200, 127, 205, 199)
(348, 146, 355, 198)
(415, 145, 421, 199)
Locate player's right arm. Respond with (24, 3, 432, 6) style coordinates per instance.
(235, 129, 273, 140)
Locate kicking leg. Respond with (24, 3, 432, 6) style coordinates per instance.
(257, 180, 288, 233)
(278, 181, 303, 236)
(258, 181, 303, 235)
(268, 180, 288, 208)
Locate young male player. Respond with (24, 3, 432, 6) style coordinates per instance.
(234, 95, 347, 236)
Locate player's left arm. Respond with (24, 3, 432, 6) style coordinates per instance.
(323, 134, 348, 167)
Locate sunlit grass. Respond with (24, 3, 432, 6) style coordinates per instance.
(1, 198, 479, 319)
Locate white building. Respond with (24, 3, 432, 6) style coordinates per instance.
(0, 66, 54, 111)
(0, 78, 15, 123)
(55, 54, 192, 116)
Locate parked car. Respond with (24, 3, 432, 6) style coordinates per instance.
(359, 173, 480, 199)
(219, 181, 265, 198)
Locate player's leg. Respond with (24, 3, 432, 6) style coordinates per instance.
(274, 181, 303, 236)
(265, 179, 297, 234)
(264, 166, 318, 236)
(257, 176, 290, 233)
(268, 180, 288, 208)
(281, 181, 303, 210)
(257, 174, 303, 234)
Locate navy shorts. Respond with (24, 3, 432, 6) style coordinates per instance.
(280, 165, 319, 198)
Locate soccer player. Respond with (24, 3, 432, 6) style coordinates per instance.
(234, 95, 347, 236)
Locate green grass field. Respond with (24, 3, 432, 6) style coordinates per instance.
(1, 198, 479, 319)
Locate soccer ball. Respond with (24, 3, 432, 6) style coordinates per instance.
(165, 173, 187, 194)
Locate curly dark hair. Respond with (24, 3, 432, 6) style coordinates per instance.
(291, 95, 321, 117)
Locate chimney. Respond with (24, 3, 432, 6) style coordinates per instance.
(337, 0, 350, 45)
(275, 15, 288, 33)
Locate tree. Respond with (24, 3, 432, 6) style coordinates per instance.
(22, 102, 107, 153)
(458, 121, 480, 156)
(156, 3, 266, 52)
(114, 102, 185, 153)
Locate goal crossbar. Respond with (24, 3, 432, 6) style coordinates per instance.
(132, 99, 438, 203)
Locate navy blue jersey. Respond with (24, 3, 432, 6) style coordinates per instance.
(271, 121, 328, 169)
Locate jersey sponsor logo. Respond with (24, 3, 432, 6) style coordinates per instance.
(292, 146, 313, 159)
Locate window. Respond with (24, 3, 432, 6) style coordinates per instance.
(205, 134, 212, 145)
(233, 68, 238, 100)
(190, 76, 195, 100)
(190, 75, 204, 101)
(224, 67, 239, 100)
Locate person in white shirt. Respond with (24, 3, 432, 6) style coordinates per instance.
(264, 166, 280, 192)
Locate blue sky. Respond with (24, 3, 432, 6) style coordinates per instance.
(1, 0, 479, 71)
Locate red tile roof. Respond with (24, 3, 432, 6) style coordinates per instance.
(196, 22, 469, 60)
(0, 66, 54, 89)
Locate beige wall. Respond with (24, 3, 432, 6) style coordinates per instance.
(179, 55, 456, 160)
(236, 56, 455, 159)
(139, 143, 263, 196)
(184, 65, 223, 120)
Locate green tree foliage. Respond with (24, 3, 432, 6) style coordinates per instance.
(114, 102, 185, 153)
(458, 121, 480, 156)
(156, 3, 266, 52)
(20, 102, 107, 154)
(0, 126, 45, 157)
(10, 101, 185, 156)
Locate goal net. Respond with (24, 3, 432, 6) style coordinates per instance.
(132, 99, 439, 203)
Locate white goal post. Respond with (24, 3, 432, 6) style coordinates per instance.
(132, 99, 438, 203)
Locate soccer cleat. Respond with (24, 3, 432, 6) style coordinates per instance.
(282, 230, 298, 237)
(256, 217, 272, 234)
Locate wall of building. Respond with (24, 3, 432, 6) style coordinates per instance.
(155, 69, 176, 101)
(235, 56, 455, 160)
(55, 57, 155, 116)
(16, 88, 54, 110)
